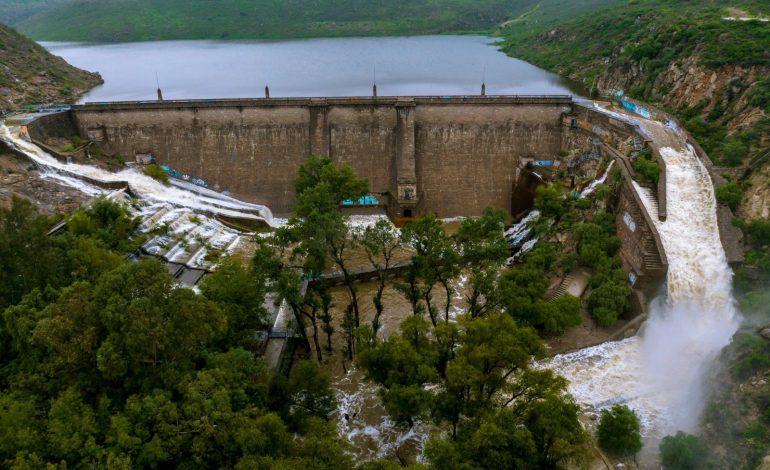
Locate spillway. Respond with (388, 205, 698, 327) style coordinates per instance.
(0, 124, 273, 223)
(549, 111, 740, 437)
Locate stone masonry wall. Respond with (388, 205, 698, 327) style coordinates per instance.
(71, 97, 570, 216)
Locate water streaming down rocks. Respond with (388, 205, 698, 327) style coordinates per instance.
(549, 108, 740, 441)
(0, 124, 273, 223)
(579, 160, 615, 198)
(0, 123, 272, 284)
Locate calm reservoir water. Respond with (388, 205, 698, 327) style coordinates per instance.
(43, 36, 585, 102)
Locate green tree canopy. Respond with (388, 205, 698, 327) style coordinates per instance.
(659, 431, 707, 470)
(596, 404, 643, 457)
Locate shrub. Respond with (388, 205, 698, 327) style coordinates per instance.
(142, 163, 169, 184)
(60, 143, 75, 153)
(632, 151, 660, 187)
(715, 180, 742, 211)
(659, 432, 707, 470)
(732, 333, 770, 380)
(588, 278, 631, 327)
(534, 184, 567, 219)
(538, 295, 582, 335)
(750, 78, 770, 112)
(746, 218, 770, 246)
(597, 405, 642, 456)
(721, 139, 748, 166)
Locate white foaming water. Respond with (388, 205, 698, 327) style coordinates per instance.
(550, 118, 740, 437)
(580, 160, 615, 198)
(334, 368, 432, 462)
(0, 124, 273, 223)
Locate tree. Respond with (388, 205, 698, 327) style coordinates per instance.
(596, 405, 643, 457)
(199, 258, 269, 349)
(588, 279, 631, 327)
(293, 155, 368, 213)
(399, 214, 460, 325)
(537, 295, 582, 335)
(534, 184, 568, 219)
(525, 394, 590, 468)
(454, 209, 509, 318)
(356, 220, 401, 336)
(357, 316, 438, 428)
(0, 194, 353, 469)
(659, 432, 707, 470)
(0, 197, 66, 310)
(292, 157, 369, 331)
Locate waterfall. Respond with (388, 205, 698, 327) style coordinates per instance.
(580, 160, 614, 198)
(549, 111, 740, 437)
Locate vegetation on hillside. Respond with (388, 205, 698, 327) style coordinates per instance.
(501, 0, 770, 167)
(7, 0, 626, 43)
(0, 23, 101, 110)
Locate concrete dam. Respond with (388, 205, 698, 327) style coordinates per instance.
(68, 95, 571, 217)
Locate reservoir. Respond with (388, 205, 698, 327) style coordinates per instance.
(42, 35, 586, 102)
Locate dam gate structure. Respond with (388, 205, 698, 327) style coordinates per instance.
(69, 96, 572, 218)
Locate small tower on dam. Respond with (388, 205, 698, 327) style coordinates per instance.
(394, 98, 418, 219)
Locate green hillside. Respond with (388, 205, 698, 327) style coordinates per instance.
(0, 23, 101, 110)
(501, 0, 770, 166)
(7, 0, 621, 42)
(501, 0, 770, 90)
(0, 0, 69, 25)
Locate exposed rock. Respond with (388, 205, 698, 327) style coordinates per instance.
(759, 326, 770, 341)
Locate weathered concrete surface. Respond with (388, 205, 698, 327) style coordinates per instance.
(69, 96, 571, 216)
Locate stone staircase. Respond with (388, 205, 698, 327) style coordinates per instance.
(545, 268, 591, 301)
(633, 186, 666, 272)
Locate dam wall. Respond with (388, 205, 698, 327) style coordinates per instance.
(69, 96, 571, 216)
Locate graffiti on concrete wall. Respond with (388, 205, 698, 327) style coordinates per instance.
(341, 195, 379, 206)
(623, 211, 637, 232)
(613, 90, 652, 119)
(160, 165, 209, 187)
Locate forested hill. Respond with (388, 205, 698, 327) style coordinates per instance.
(0, 23, 101, 110)
(6, 0, 620, 42)
(500, 0, 770, 169)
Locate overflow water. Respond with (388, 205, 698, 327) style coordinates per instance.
(549, 112, 740, 440)
(0, 124, 273, 223)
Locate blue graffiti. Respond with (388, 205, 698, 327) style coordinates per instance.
(341, 195, 379, 206)
(160, 165, 209, 187)
(620, 98, 652, 119)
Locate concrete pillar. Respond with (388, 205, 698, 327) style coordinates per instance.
(394, 99, 418, 216)
(309, 100, 329, 157)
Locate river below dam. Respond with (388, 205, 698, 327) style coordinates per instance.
(42, 35, 586, 102)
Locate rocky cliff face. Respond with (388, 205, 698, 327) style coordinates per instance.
(596, 54, 769, 134)
(0, 23, 102, 110)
